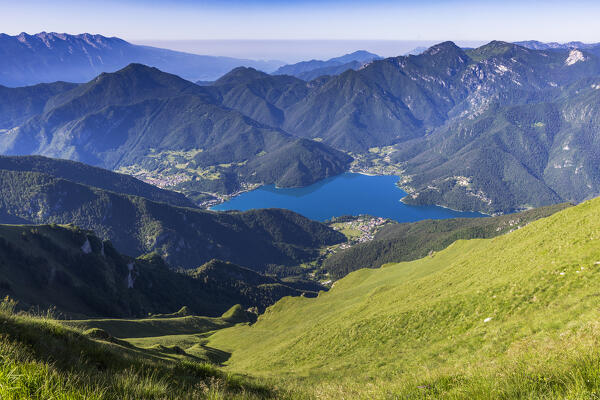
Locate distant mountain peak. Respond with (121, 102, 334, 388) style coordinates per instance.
(213, 66, 270, 86)
(12, 31, 123, 50)
(404, 46, 428, 56)
(15, 32, 29, 44)
(273, 50, 381, 80)
(416, 41, 469, 69)
(118, 62, 161, 74)
(466, 40, 532, 62)
(423, 41, 461, 55)
(480, 40, 523, 52)
(91, 63, 168, 84)
(565, 49, 587, 65)
(329, 50, 381, 64)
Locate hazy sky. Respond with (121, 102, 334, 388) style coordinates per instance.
(2, 0, 600, 60)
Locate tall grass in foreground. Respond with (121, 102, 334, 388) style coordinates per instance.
(0, 297, 294, 400)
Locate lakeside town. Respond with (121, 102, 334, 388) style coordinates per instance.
(197, 182, 262, 208)
(328, 215, 393, 250)
(303, 215, 395, 286)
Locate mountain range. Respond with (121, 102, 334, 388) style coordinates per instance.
(0, 64, 351, 201)
(3, 38, 600, 215)
(515, 40, 600, 50)
(0, 32, 282, 87)
(204, 40, 600, 214)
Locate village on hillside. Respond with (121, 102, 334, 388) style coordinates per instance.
(328, 215, 392, 250)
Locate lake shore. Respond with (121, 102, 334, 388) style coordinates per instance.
(212, 172, 485, 222)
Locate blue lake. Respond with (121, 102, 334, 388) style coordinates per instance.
(212, 173, 484, 222)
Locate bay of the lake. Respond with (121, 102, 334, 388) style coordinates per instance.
(212, 173, 484, 222)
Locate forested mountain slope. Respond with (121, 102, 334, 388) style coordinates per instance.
(213, 41, 600, 213)
(0, 64, 351, 199)
(0, 224, 314, 318)
(0, 155, 196, 208)
(0, 165, 344, 271)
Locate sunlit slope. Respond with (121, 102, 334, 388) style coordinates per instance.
(210, 197, 600, 397)
(0, 304, 281, 399)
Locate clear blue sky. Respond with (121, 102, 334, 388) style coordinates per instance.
(3, 0, 600, 42)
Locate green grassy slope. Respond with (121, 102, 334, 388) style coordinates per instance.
(322, 202, 571, 279)
(65, 314, 234, 339)
(0, 303, 283, 399)
(63, 304, 254, 364)
(209, 196, 600, 398)
(64, 304, 253, 339)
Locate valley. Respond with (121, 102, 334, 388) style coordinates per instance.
(1, 19, 600, 399)
(0, 192, 591, 399)
(4, 39, 600, 215)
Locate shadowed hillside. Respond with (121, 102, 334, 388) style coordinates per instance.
(0, 165, 344, 271)
(0, 224, 318, 318)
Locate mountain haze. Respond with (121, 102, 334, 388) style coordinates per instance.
(273, 50, 382, 81)
(0, 32, 282, 86)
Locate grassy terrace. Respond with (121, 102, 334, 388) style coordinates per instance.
(208, 197, 600, 399)
(61, 305, 251, 364)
